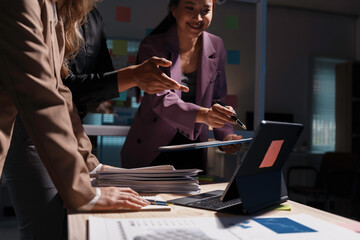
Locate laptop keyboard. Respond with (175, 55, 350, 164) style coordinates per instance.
(187, 196, 242, 210)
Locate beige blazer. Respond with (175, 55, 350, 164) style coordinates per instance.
(0, 0, 99, 209)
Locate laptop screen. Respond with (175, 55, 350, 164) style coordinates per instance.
(221, 120, 304, 213)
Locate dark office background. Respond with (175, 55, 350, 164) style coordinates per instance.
(1, 1, 360, 238)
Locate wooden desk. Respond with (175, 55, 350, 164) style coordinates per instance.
(68, 183, 360, 240)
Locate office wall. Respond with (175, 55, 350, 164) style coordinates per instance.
(97, 1, 357, 146)
(266, 7, 356, 145)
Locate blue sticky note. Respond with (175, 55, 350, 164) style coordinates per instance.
(227, 50, 240, 65)
(106, 39, 113, 50)
(253, 217, 317, 234)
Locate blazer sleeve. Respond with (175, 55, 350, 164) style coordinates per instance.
(211, 40, 234, 141)
(0, 0, 96, 209)
(62, 13, 119, 105)
(63, 71, 119, 105)
(137, 41, 201, 140)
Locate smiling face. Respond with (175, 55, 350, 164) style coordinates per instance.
(171, 0, 214, 40)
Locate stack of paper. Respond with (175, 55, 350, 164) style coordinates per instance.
(92, 165, 202, 193)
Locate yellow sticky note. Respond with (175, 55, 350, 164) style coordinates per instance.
(113, 40, 128, 56)
(272, 204, 291, 211)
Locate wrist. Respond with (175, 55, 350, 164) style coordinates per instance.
(195, 108, 209, 124)
(117, 67, 136, 92)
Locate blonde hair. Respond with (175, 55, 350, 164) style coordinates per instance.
(58, 0, 98, 78)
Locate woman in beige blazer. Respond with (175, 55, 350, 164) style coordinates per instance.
(0, 0, 187, 239)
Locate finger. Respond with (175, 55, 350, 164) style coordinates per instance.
(231, 136, 243, 140)
(178, 85, 189, 92)
(151, 57, 172, 67)
(212, 111, 235, 123)
(116, 187, 140, 196)
(222, 145, 237, 154)
(123, 195, 150, 206)
(159, 73, 181, 88)
(118, 195, 150, 209)
(214, 104, 236, 115)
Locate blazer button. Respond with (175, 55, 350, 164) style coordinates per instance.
(153, 117, 157, 123)
(137, 138, 141, 144)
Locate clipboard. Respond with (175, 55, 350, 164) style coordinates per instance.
(158, 138, 252, 152)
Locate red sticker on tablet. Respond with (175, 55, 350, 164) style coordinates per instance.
(259, 140, 284, 168)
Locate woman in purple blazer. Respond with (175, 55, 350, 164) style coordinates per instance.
(121, 0, 242, 172)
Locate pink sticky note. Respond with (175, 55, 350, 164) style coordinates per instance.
(259, 140, 284, 168)
(116, 6, 131, 22)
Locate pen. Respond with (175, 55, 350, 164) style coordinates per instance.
(145, 199, 173, 206)
(216, 100, 247, 130)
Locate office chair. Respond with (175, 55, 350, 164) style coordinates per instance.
(287, 152, 359, 218)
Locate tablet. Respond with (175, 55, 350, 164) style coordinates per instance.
(158, 138, 252, 152)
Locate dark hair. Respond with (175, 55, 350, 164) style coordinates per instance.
(150, 0, 216, 36)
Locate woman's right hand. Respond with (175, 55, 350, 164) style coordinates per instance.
(92, 187, 149, 211)
(195, 103, 236, 128)
(117, 56, 189, 94)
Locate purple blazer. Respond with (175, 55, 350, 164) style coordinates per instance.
(121, 26, 234, 168)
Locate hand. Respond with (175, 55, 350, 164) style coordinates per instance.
(92, 187, 149, 211)
(221, 134, 243, 154)
(195, 103, 236, 128)
(119, 56, 189, 94)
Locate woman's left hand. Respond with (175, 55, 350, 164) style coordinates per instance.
(221, 134, 242, 154)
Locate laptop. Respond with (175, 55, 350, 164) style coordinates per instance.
(168, 120, 304, 214)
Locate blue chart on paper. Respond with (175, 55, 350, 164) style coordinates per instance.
(253, 217, 317, 234)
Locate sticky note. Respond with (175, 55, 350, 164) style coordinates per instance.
(225, 15, 239, 29)
(108, 49, 114, 57)
(116, 6, 131, 22)
(253, 217, 317, 234)
(127, 40, 140, 52)
(113, 40, 128, 56)
(227, 50, 240, 65)
(106, 39, 113, 50)
(259, 140, 284, 168)
(271, 204, 292, 211)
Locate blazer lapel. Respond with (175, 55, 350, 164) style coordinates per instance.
(197, 32, 218, 105)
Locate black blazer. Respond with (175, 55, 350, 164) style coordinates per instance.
(63, 8, 119, 119)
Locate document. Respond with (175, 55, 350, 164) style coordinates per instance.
(158, 138, 252, 152)
(88, 214, 360, 240)
(92, 165, 202, 193)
